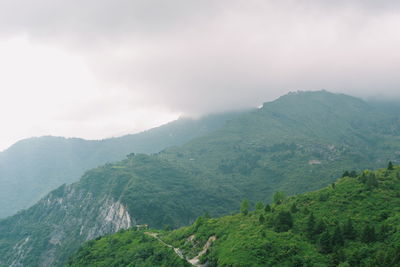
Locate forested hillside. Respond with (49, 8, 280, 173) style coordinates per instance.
(67, 165, 400, 267)
(0, 112, 239, 218)
(1, 91, 400, 266)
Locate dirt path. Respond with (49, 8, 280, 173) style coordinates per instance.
(188, 236, 216, 266)
(145, 232, 216, 267)
(145, 232, 185, 259)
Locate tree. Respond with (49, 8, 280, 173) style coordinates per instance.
(361, 225, 376, 243)
(366, 174, 378, 190)
(388, 161, 394, 170)
(349, 171, 358, 178)
(343, 170, 358, 177)
(194, 216, 204, 231)
(378, 224, 392, 241)
(259, 214, 265, 224)
(273, 191, 286, 205)
(306, 213, 316, 239)
(332, 249, 346, 265)
(264, 204, 271, 212)
(255, 201, 264, 211)
(240, 199, 249, 215)
(274, 211, 293, 232)
(332, 226, 344, 246)
(203, 211, 211, 219)
(343, 218, 356, 240)
(314, 220, 326, 236)
(290, 203, 298, 213)
(261, 230, 266, 238)
(319, 230, 333, 253)
(303, 207, 310, 215)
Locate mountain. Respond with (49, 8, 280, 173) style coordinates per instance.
(0, 112, 240, 218)
(66, 165, 400, 267)
(368, 99, 400, 116)
(1, 91, 400, 266)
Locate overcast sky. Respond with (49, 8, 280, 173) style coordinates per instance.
(0, 0, 399, 150)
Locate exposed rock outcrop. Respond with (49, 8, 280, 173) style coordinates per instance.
(1, 184, 133, 267)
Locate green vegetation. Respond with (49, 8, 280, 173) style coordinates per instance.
(1, 91, 400, 266)
(65, 230, 189, 267)
(68, 166, 400, 266)
(0, 112, 239, 219)
(273, 191, 287, 205)
(240, 199, 250, 215)
(388, 161, 394, 170)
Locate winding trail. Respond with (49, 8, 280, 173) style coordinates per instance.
(145, 232, 216, 267)
(188, 236, 216, 266)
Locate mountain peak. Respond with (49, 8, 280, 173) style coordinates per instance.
(263, 90, 365, 109)
(258, 90, 370, 121)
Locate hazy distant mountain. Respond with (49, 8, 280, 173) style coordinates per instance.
(1, 91, 400, 266)
(0, 112, 242, 218)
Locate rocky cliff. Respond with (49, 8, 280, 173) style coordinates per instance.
(0, 184, 133, 267)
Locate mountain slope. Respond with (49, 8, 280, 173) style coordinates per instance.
(66, 165, 400, 267)
(0, 112, 240, 218)
(1, 91, 400, 266)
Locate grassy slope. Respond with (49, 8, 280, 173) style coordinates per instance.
(67, 166, 400, 267)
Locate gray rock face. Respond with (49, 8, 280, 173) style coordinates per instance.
(1, 184, 133, 267)
(85, 197, 133, 241)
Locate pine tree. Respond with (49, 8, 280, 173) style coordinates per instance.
(194, 216, 204, 231)
(273, 191, 286, 205)
(361, 225, 376, 243)
(261, 230, 266, 238)
(259, 214, 265, 224)
(264, 204, 271, 212)
(332, 226, 344, 246)
(349, 170, 358, 178)
(303, 207, 310, 214)
(319, 230, 333, 254)
(306, 213, 316, 239)
(343, 218, 356, 240)
(203, 211, 211, 219)
(314, 220, 326, 236)
(366, 174, 378, 190)
(240, 199, 249, 216)
(290, 203, 298, 213)
(388, 161, 394, 170)
(332, 249, 346, 266)
(274, 211, 293, 232)
(255, 201, 264, 211)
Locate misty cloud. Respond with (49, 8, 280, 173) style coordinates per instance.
(1, 0, 400, 114)
(0, 0, 399, 149)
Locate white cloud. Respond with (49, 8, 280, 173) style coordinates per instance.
(0, 36, 179, 150)
(0, 0, 399, 149)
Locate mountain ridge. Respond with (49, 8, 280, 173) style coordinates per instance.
(1, 91, 400, 266)
(0, 112, 241, 218)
